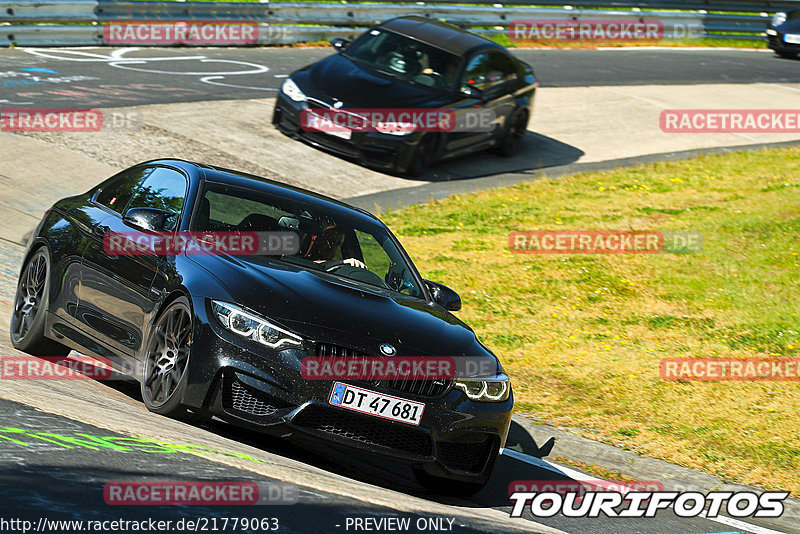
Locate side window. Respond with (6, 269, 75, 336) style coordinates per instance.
(95, 168, 152, 214)
(485, 52, 518, 87)
(355, 230, 391, 277)
(462, 53, 491, 91)
(462, 52, 517, 92)
(354, 230, 418, 296)
(125, 167, 188, 230)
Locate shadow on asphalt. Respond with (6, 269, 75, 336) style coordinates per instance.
(420, 132, 584, 182)
(302, 130, 584, 183)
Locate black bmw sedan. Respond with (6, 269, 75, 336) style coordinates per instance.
(767, 10, 800, 58)
(272, 16, 537, 176)
(10, 159, 512, 495)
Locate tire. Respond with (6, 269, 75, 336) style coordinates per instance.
(776, 50, 798, 59)
(10, 247, 71, 356)
(405, 135, 438, 177)
(141, 296, 197, 420)
(412, 467, 487, 497)
(496, 110, 528, 158)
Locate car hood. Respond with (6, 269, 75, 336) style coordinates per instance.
(293, 53, 449, 109)
(776, 18, 800, 32)
(197, 254, 491, 359)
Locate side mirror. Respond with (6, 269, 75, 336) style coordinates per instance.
(460, 83, 484, 98)
(331, 38, 350, 52)
(123, 207, 171, 232)
(425, 280, 462, 312)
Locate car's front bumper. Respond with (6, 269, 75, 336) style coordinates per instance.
(182, 298, 513, 483)
(767, 27, 800, 52)
(271, 93, 424, 175)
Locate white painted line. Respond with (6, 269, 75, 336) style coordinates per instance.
(200, 76, 277, 91)
(595, 46, 773, 52)
(698, 511, 789, 534)
(502, 449, 789, 534)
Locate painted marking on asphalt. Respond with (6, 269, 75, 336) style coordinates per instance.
(698, 513, 788, 534)
(502, 449, 789, 534)
(200, 76, 277, 91)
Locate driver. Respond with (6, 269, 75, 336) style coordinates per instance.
(303, 222, 367, 269)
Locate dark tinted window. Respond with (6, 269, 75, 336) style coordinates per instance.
(344, 29, 462, 91)
(462, 52, 518, 91)
(126, 167, 188, 230)
(95, 168, 152, 214)
(196, 183, 423, 298)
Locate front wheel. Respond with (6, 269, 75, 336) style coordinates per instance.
(10, 248, 70, 356)
(496, 110, 528, 158)
(141, 297, 196, 419)
(776, 50, 798, 59)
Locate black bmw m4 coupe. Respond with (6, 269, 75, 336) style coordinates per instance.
(10, 159, 512, 495)
(272, 16, 537, 176)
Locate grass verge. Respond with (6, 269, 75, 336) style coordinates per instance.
(382, 146, 800, 494)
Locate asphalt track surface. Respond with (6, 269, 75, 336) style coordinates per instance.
(0, 47, 798, 108)
(1, 46, 799, 534)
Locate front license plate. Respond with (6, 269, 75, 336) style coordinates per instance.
(329, 382, 425, 426)
(308, 111, 352, 140)
(785, 33, 800, 44)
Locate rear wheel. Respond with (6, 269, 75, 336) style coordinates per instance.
(405, 135, 438, 177)
(10, 248, 70, 356)
(141, 297, 199, 420)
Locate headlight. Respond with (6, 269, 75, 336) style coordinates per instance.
(373, 121, 416, 136)
(211, 301, 303, 350)
(454, 373, 510, 402)
(280, 78, 306, 103)
(772, 11, 787, 26)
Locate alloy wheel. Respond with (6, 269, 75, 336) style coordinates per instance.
(11, 253, 47, 343)
(143, 303, 192, 408)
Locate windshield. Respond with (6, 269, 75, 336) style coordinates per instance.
(343, 28, 462, 91)
(195, 183, 424, 298)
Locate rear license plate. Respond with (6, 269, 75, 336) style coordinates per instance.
(329, 382, 425, 426)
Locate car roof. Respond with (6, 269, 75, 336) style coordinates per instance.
(137, 159, 382, 224)
(379, 16, 502, 56)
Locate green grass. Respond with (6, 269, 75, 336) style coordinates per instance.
(381, 146, 800, 494)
